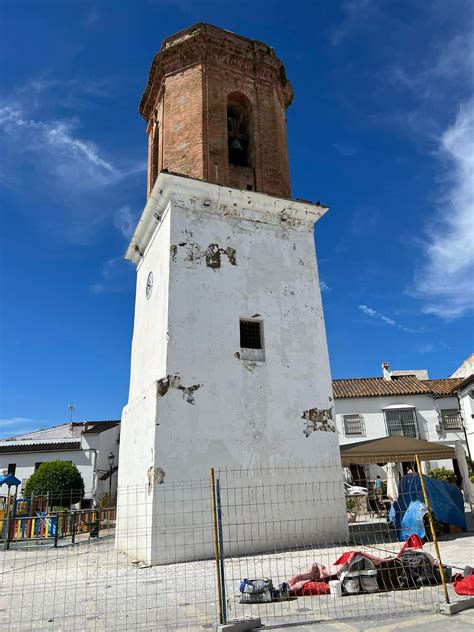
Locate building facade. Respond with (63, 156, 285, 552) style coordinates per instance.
(0, 421, 120, 504)
(454, 373, 474, 459)
(116, 23, 347, 564)
(333, 363, 472, 480)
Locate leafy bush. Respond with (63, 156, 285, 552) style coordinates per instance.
(346, 497, 356, 513)
(428, 467, 457, 485)
(23, 460, 85, 506)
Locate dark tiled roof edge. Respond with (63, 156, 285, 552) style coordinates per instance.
(0, 441, 81, 454)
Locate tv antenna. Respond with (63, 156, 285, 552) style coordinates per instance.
(67, 403, 75, 422)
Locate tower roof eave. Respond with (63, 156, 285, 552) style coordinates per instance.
(125, 172, 329, 266)
(139, 23, 294, 121)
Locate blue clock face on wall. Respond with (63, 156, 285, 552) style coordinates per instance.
(146, 272, 153, 299)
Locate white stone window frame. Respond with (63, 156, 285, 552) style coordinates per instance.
(342, 414, 366, 436)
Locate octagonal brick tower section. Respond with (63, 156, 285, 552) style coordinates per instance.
(141, 23, 294, 198)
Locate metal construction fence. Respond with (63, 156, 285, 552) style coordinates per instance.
(0, 459, 472, 631)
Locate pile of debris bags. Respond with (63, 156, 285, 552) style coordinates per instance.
(289, 535, 456, 596)
(239, 579, 290, 603)
(239, 535, 462, 601)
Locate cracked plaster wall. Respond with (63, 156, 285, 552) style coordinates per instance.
(117, 180, 345, 563)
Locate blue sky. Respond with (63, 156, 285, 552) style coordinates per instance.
(1, 0, 473, 437)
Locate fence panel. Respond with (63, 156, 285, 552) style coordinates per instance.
(0, 461, 469, 630)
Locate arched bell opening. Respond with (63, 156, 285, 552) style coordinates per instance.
(227, 92, 254, 168)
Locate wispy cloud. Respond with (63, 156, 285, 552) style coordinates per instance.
(413, 101, 474, 319)
(353, 4, 474, 321)
(320, 280, 332, 293)
(90, 256, 134, 294)
(0, 105, 118, 187)
(358, 304, 417, 333)
(113, 205, 138, 240)
(82, 7, 100, 27)
(333, 142, 358, 157)
(0, 78, 146, 243)
(388, 33, 474, 107)
(0, 417, 45, 439)
(11, 76, 115, 112)
(417, 343, 435, 354)
(330, 0, 380, 46)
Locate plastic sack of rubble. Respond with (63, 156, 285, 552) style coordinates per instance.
(239, 578, 273, 603)
(400, 549, 451, 586)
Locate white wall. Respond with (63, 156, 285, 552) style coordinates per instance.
(0, 449, 94, 498)
(116, 176, 347, 563)
(81, 425, 120, 501)
(458, 383, 474, 458)
(1, 426, 120, 504)
(127, 205, 171, 400)
(451, 355, 474, 378)
(335, 393, 467, 473)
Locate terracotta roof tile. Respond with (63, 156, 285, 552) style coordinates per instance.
(332, 376, 462, 399)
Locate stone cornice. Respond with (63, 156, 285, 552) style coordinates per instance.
(139, 23, 293, 121)
(125, 172, 329, 265)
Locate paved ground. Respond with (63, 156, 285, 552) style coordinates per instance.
(265, 609, 474, 631)
(1, 512, 473, 631)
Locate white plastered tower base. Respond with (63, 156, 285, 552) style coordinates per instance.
(115, 173, 347, 564)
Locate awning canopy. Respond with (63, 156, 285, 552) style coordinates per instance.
(340, 436, 456, 465)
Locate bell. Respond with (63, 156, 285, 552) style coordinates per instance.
(230, 138, 244, 151)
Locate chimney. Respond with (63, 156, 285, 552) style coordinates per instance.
(382, 362, 391, 380)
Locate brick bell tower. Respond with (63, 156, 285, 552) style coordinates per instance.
(141, 23, 293, 197)
(116, 24, 346, 565)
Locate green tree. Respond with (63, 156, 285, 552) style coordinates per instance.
(23, 460, 85, 506)
(428, 467, 457, 485)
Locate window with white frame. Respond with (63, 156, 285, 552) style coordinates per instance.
(440, 409, 462, 431)
(384, 408, 418, 438)
(343, 414, 365, 436)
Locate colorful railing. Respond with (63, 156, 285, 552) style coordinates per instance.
(1, 507, 116, 546)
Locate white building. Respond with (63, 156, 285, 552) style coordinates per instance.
(454, 373, 474, 459)
(0, 421, 120, 505)
(333, 362, 472, 481)
(116, 24, 347, 564)
(451, 353, 474, 379)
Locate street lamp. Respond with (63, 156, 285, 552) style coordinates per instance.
(108, 452, 114, 504)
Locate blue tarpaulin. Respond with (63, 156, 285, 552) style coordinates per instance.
(390, 474, 466, 541)
(400, 500, 427, 540)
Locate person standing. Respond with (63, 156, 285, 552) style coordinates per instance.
(375, 475, 383, 502)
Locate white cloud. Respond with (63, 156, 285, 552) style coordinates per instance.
(0, 106, 118, 187)
(0, 83, 146, 243)
(358, 304, 416, 333)
(414, 100, 474, 319)
(320, 280, 332, 293)
(113, 205, 138, 240)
